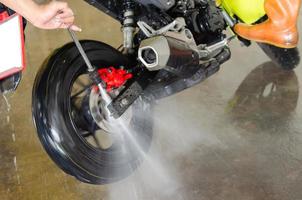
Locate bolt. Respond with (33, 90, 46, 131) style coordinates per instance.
(121, 98, 129, 106)
(185, 29, 192, 39)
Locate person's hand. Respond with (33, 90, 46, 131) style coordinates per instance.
(30, 1, 81, 31)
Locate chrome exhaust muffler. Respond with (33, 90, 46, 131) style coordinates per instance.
(138, 36, 200, 77)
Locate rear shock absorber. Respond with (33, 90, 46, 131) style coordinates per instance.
(122, 0, 136, 53)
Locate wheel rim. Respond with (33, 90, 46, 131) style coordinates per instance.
(69, 69, 134, 152)
(32, 41, 154, 184)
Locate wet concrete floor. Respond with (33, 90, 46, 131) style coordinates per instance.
(1, 1, 302, 199)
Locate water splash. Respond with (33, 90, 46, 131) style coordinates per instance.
(2, 94, 11, 112)
(1, 94, 21, 186)
(97, 84, 180, 200)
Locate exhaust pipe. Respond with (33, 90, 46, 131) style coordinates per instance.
(138, 36, 200, 78)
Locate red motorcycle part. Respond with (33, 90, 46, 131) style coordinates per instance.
(0, 11, 9, 21)
(98, 67, 133, 91)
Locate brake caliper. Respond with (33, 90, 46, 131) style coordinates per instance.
(98, 67, 133, 91)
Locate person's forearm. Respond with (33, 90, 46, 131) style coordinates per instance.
(0, 0, 40, 22)
(0, 0, 80, 31)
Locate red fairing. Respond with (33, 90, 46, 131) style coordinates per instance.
(98, 67, 133, 91)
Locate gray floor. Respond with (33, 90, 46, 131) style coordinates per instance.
(1, 1, 302, 199)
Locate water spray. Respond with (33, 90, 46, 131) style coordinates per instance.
(68, 30, 175, 195)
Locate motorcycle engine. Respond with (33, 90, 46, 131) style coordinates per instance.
(136, 0, 175, 10)
(194, 2, 226, 34)
(136, 0, 226, 43)
(189, 1, 227, 43)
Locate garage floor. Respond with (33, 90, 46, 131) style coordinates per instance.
(1, 1, 302, 200)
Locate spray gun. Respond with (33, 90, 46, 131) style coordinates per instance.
(67, 28, 113, 115)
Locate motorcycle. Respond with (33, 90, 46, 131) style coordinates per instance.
(31, 0, 300, 184)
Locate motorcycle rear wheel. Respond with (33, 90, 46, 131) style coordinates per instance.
(32, 40, 153, 184)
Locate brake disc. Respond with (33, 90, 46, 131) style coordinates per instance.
(88, 87, 133, 133)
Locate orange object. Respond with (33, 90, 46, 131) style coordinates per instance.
(234, 0, 301, 48)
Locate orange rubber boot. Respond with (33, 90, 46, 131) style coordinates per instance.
(234, 0, 301, 48)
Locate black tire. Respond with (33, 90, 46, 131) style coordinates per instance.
(258, 43, 300, 70)
(32, 40, 153, 185)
